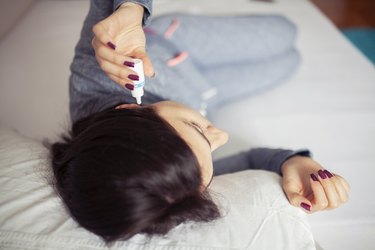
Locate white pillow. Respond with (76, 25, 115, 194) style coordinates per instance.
(0, 127, 316, 250)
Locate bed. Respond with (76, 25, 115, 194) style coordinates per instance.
(0, 0, 374, 249)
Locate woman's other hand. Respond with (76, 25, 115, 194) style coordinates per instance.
(92, 2, 154, 89)
(281, 155, 350, 213)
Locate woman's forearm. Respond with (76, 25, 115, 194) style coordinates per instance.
(213, 148, 311, 176)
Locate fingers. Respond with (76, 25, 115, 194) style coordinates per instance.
(283, 179, 313, 213)
(330, 173, 350, 203)
(92, 22, 116, 50)
(310, 170, 350, 212)
(316, 170, 341, 209)
(92, 37, 138, 86)
(92, 37, 153, 86)
(106, 74, 134, 91)
(335, 173, 351, 193)
(289, 193, 313, 213)
(100, 60, 138, 87)
(309, 173, 329, 211)
(92, 37, 136, 69)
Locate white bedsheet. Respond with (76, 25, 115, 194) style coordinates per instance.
(0, 0, 374, 249)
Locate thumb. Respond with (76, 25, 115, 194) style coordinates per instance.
(132, 49, 155, 77)
(283, 180, 312, 213)
(92, 23, 116, 50)
(141, 53, 155, 78)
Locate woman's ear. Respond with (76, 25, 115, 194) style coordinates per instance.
(115, 103, 140, 110)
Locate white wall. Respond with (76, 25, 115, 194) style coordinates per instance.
(0, 0, 34, 41)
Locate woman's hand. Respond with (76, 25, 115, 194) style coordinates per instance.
(92, 2, 154, 89)
(281, 155, 350, 213)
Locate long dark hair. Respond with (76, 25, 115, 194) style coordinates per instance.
(49, 106, 220, 243)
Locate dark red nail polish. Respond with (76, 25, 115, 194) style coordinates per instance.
(128, 74, 139, 81)
(107, 42, 116, 50)
(123, 61, 134, 67)
(301, 202, 311, 211)
(125, 83, 134, 90)
(310, 173, 319, 182)
(324, 170, 334, 178)
(318, 170, 327, 179)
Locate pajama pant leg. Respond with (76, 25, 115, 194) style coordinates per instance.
(148, 14, 298, 67)
(146, 14, 300, 112)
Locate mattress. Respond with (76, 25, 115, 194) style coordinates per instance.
(0, 0, 374, 249)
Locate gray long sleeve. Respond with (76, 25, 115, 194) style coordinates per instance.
(213, 148, 311, 176)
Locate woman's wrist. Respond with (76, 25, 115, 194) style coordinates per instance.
(281, 155, 320, 176)
(118, 2, 145, 24)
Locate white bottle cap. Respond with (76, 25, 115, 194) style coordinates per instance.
(131, 59, 145, 104)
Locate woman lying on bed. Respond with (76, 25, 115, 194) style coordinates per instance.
(50, 0, 350, 244)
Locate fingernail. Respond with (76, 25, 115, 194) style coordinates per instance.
(318, 169, 327, 179)
(123, 61, 134, 67)
(125, 83, 134, 90)
(128, 74, 139, 81)
(301, 202, 311, 211)
(324, 170, 334, 178)
(310, 173, 319, 182)
(107, 42, 116, 50)
(150, 72, 156, 78)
